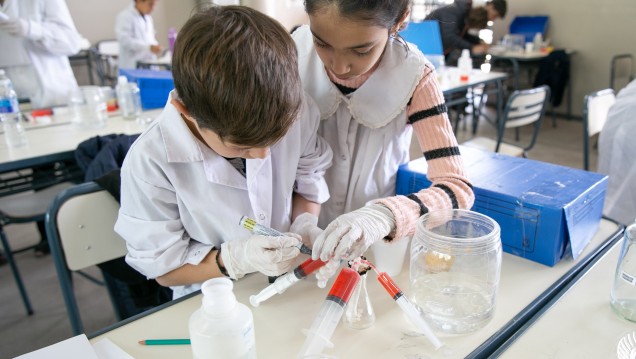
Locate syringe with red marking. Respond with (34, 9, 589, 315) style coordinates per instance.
(376, 271, 443, 350)
(297, 267, 360, 358)
(250, 258, 326, 307)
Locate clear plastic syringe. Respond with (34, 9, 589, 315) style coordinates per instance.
(239, 215, 312, 255)
(250, 257, 326, 307)
(376, 272, 443, 350)
(296, 267, 360, 358)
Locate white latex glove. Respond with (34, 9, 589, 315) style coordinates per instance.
(289, 212, 323, 248)
(315, 258, 341, 288)
(0, 18, 29, 37)
(312, 203, 395, 262)
(221, 233, 301, 280)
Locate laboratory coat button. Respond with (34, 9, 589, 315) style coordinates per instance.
(341, 155, 346, 160)
(259, 213, 266, 220)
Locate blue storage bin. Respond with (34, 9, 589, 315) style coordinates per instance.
(396, 146, 607, 267)
(118, 68, 174, 110)
(509, 15, 549, 43)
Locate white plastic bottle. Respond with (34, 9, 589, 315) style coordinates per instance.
(458, 49, 472, 82)
(0, 69, 19, 114)
(533, 32, 543, 52)
(115, 75, 142, 121)
(189, 278, 257, 359)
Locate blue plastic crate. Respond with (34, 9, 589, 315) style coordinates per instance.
(509, 15, 549, 43)
(396, 146, 607, 266)
(118, 68, 174, 110)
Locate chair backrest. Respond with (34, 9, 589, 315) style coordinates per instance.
(582, 88, 616, 171)
(496, 85, 551, 155)
(45, 181, 127, 334)
(400, 20, 444, 68)
(91, 39, 120, 86)
(610, 54, 634, 92)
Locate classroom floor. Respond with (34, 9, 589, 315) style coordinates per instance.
(0, 107, 598, 358)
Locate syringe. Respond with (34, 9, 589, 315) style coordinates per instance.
(376, 271, 443, 350)
(297, 267, 360, 358)
(249, 257, 326, 307)
(239, 216, 312, 255)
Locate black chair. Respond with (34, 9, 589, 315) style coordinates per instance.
(90, 40, 120, 87)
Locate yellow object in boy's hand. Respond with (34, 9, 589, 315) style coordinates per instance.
(425, 250, 455, 273)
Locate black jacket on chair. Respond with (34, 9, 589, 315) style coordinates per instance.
(533, 50, 570, 107)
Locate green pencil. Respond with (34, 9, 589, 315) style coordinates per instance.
(138, 339, 191, 345)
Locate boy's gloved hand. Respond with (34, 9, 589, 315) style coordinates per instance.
(0, 18, 29, 37)
(289, 212, 322, 248)
(221, 234, 301, 280)
(312, 203, 395, 263)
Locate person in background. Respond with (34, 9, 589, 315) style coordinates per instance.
(0, 0, 81, 108)
(115, 6, 332, 299)
(291, 0, 474, 282)
(115, 0, 162, 70)
(426, 0, 507, 65)
(0, 0, 82, 257)
(598, 79, 636, 226)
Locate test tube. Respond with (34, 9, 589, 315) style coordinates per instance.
(297, 267, 360, 358)
(250, 258, 326, 307)
(239, 216, 312, 255)
(376, 272, 443, 350)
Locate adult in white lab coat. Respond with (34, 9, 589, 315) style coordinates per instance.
(115, 0, 162, 70)
(598, 79, 636, 225)
(0, 0, 81, 108)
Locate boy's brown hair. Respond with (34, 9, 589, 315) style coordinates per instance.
(172, 6, 302, 147)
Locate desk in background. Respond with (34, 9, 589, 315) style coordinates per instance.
(89, 219, 621, 359)
(493, 231, 631, 358)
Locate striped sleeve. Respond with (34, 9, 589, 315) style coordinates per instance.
(376, 64, 474, 239)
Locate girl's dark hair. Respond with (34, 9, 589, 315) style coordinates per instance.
(172, 6, 302, 147)
(304, 0, 410, 31)
(467, 7, 489, 29)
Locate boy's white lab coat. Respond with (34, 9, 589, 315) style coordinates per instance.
(115, 3, 158, 69)
(115, 91, 332, 298)
(293, 26, 426, 228)
(0, 0, 81, 108)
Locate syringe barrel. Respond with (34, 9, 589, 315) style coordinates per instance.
(293, 258, 326, 279)
(395, 296, 443, 350)
(377, 271, 402, 299)
(297, 268, 360, 357)
(249, 271, 300, 307)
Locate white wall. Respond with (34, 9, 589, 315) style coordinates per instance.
(491, 0, 636, 117)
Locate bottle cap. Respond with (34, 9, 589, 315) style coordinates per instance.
(117, 75, 129, 85)
(0, 69, 5, 76)
(461, 49, 471, 58)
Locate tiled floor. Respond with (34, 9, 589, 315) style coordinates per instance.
(0, 108, 597, 358)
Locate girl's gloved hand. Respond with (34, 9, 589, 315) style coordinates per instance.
(289, 212, 323, 248)
(221, 233, 301, 279)
(312, 203, 395, 263)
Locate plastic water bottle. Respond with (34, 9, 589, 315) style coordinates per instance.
(0, 69, 19, 114)
(189, 278, 257, 359)
(533, 32, 543, 52)
(458, 49, 472, 82)
(116, 76, 142, 121)
(0, 70, 27, 147)
(611, 223, 636, 322)
(168, 27, 177, 54)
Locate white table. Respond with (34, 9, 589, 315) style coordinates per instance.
(0, 109, 161, 172)
(89, 219, 621, 359)
(493, 232, 634, 358)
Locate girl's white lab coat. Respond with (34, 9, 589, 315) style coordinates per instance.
(293, 26, 426, 228)
(115, 91, 332, 298)
(115, 3, 158, 70)
(0, 0, 80, 108)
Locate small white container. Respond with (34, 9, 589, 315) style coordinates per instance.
(116, 76, 142, 121)
(0, 112, 27, 148)
(189, 278, 257, 359)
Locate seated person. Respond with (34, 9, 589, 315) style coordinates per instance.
(426, 0, 507, 65)
(114, 5, 333, 299)
(598, 79, 636, 225)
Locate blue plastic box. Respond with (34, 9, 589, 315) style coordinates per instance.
(396, 146, 607, 266)
(509, 15, 549, 43)
(118, 68, 174, 110)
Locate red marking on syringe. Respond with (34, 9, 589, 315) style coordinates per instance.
(293, 258, 326, 279)
(326, 267, 360, 306)
(377, 272, 403, 300)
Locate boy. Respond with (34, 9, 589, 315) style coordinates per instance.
(115, 6, 332, 299)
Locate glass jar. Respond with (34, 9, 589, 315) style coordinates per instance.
(410, 209, 501, 334)
(611, 222, 636, 321)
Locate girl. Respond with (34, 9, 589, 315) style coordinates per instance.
(291, 0, 475, 275)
